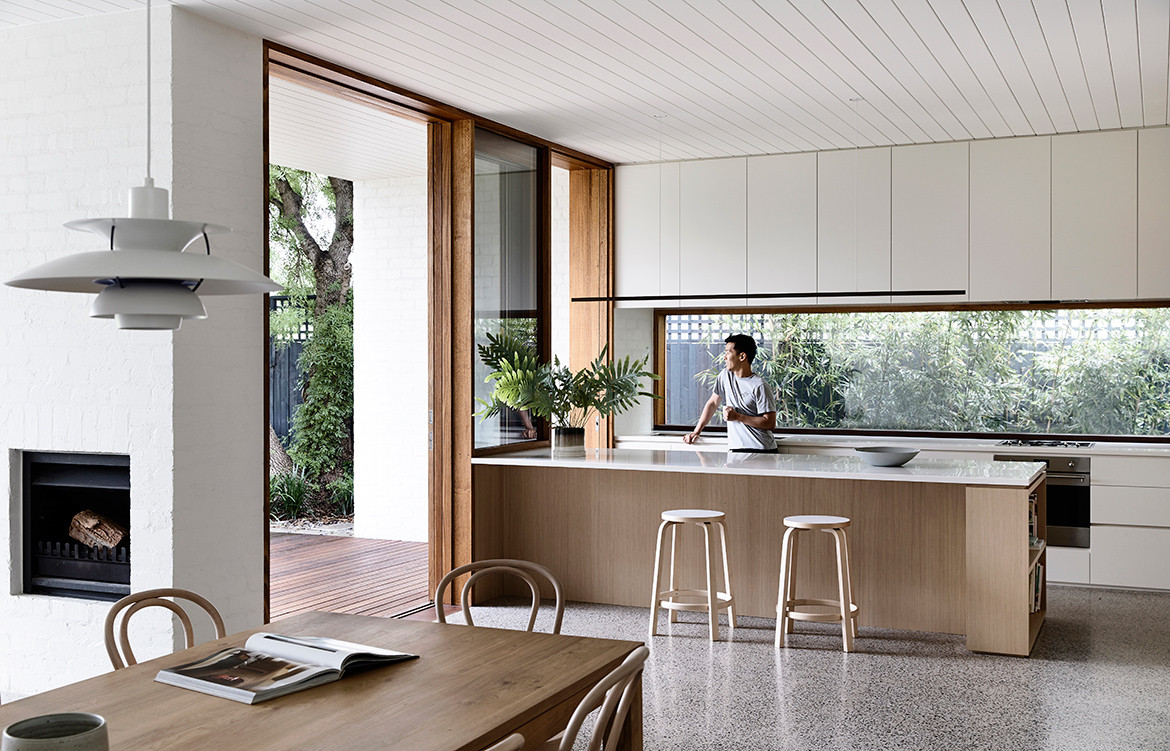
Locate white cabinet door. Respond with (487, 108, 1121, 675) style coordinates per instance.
(614, 163, 679, 308)
(969, 137, 1051, 302)
(1092, 485, 1170, 527)
(679, 158, 747, 305)
(1092, 525, 1170, 589)
(817, 147, 892, 304)
(891, 142, 969, 302)
(1052, 130, 1137, 300)
(747, 153, 816, 305)
(1138, 127, 1170, 298)
(1046, 546, 1090, 584)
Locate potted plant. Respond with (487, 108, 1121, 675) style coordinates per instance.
(477, 332, 658, 456)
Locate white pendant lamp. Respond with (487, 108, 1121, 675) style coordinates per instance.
(4, 0, 279, 330)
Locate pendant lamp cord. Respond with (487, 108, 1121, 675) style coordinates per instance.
(145, 0, 152, 181)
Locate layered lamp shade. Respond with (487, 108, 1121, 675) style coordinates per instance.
(6, 180, 281, 330)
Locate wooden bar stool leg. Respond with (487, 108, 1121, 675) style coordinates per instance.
(668, 523, 679, 624)
(649, 519, 672, 638)
(785, 529, 800, 640)
(832, 529, 854, 653)
(775, 526, 796, 648)
(840, 527, 858, 639)
(716, 520, 736, 628)
(702, 522, 719, 641)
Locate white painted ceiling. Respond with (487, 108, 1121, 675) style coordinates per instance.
(3, 0, 1167, 165)
(268, 76, 428, 180)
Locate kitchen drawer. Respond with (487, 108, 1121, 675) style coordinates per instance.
(1091, 526, 1170, 589)
(1090, 456, 1170, 488)
(1092, 485, 1170, 526)
(1046, 546, 1090, 585)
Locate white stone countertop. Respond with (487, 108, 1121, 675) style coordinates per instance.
(616, 432, 1170, 457)
(473, 448, 1045, 487)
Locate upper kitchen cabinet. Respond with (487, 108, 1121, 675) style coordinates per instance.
(969, 137, 1051, 302)
(1052, 130, 1137, 301)
(614, 162, 679, 307)
(891, 142, 969, 302)
(747, 153, 816, 304)
(680, 157, 747, 306)
(817, 147, 891, 303)
(1139, 127, 1170, 299)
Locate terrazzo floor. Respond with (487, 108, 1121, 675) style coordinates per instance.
(451, 585, 1170, 751)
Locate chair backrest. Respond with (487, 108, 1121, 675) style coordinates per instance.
(481, 733, 525, 751)
(558, 646, 650, 751)
(434, 559, 564, 634)
(104, 588, 226, 669)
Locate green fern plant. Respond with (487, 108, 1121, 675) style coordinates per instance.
(477, 336, 658, 428)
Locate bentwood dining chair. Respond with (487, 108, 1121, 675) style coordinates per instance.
(104, 588, 226, 669)
(482, 734, 525, 751)
(537, 646, 650, 751)
(435, 559, 565, 634)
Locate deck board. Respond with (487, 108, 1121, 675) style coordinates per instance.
(269, 533, 430, 620)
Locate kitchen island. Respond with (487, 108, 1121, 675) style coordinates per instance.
(472, 449, 1047, 656)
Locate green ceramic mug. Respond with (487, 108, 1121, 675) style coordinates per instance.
(1, 713, 108, 751)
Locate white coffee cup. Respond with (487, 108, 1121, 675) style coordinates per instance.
(1, 713, 108, 751)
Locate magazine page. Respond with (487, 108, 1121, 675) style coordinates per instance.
(244, 633, 417, 672)
(156, 647, 337, 703)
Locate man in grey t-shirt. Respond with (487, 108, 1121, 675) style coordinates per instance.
(683, 334, 778, 452)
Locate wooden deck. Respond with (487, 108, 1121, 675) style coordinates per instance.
(269, 533, 430, 620)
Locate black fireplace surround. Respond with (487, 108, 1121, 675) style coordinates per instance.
(22, 451, 130, 601)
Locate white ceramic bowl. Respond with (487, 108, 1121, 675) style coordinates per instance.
(854, 446, 919, 467)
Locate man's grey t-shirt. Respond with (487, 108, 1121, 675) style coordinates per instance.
(713, 370, 777, 450)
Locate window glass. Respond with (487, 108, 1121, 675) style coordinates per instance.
(473, 129, 541, 449)
(664, 309, 1170, 437)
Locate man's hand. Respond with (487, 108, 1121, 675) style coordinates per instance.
(723, 406, 740, 422)
(683, 431, 701, 444)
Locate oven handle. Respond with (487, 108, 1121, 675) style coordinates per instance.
(1046, 472, 1089, 485)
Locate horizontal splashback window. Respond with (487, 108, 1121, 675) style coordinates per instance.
(663, 309, 1170, 438)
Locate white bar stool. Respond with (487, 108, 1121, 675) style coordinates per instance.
(648, 508, 735, 641)
(776, 514, 860, 652)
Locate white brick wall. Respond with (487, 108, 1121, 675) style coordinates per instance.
(613, 308, 655, 436)
(0, 8, 265, 699)
(352, 173, 429, 542)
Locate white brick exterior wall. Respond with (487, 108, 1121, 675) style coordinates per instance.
(613, 308, 655, 436)
(352, 174, 428, 542)
(0, 8, 265, 700)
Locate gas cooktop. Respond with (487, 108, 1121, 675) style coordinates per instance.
(996, 439, 1094, 448)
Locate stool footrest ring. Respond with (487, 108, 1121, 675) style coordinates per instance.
(780, 597, 859, 624)
(657, 588, 733, 612)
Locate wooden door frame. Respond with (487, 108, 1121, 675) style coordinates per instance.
(262, 43, 613, 613)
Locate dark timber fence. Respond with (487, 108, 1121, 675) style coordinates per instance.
(269, 295, 313, 443)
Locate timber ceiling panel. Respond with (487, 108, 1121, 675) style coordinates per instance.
(3, 0, 1167, 165)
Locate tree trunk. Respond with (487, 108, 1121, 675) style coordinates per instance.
(269, 424, 294, 477)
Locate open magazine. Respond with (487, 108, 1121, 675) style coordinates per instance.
(154, 632, 419, 704)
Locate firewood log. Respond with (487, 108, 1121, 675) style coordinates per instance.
(68, 509, 127, 549)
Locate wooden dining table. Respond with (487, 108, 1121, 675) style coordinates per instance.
(0, 611, 645, 750)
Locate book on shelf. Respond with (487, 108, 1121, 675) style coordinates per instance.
(155, 632, 419, 704)
(1029, 563, 1044, 614)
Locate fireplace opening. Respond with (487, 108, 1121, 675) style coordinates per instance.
(22, 452, 130, 601)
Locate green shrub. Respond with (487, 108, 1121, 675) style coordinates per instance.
(289, 294, 354, 480)
(270, 469, 309, 521)
(327, 471, 355, 516)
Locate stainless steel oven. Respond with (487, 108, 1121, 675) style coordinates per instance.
(994, 454, 1090, 548)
